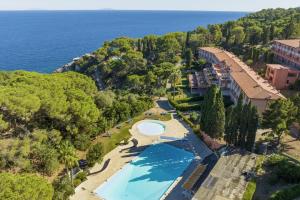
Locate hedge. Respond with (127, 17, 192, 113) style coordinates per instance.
(243, 180, 256, 200)
(169, 95, 233, 111)
(177, 111, 195, 128)
(169, 97, 202, 111)
(176, 96, 204, 104)
(269, 184, 300, 200)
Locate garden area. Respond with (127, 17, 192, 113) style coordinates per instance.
(253, 154, 300, 200)
(91, 111, 172, 155)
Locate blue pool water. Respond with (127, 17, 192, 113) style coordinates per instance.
(95, 143, 194, 200)
(137, 120, 166, 136)
(0, 11, 247, 73)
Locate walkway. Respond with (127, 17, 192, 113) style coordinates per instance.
(71, 98, 212, 200)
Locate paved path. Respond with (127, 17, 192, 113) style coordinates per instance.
(71, 98, 213, 200)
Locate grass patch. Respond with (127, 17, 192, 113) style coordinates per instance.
(255, 155, 266, 175)
(269, 184, 300, 200)
(169, 96, 202, 111)
(243, 180, 257, 200)
(94, 113, 172, 155)
(147, 113, 172, 121)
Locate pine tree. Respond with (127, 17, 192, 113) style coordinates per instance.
(262, 99, 295, 145)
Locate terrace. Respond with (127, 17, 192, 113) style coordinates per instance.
(71, 99, 213, 200)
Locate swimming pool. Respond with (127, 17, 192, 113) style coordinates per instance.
(137, 120, 166, 136)
(94, 143, 194, 200)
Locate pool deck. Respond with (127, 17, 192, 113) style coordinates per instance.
(70, 98, 212, 200)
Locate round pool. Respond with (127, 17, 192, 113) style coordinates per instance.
(137, 120, 166, 136)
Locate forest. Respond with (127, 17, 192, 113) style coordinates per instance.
(72, 8, 300, 91)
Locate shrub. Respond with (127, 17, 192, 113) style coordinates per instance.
(73, 171, 88, 187)
(52, 176, 74, 200)
(177, 111, 195, 128)
(243, 180, 256, 200)
(86, 143, 104, 167)
(73, 179, 82, 187)
(75, 171, 87, 182)
(265, 154, 300, 183)
(32, 144, 60, 176)
(269, 184, 300, 200)
(74, 134, 91, 151)
(0, 173, 54, 200)
(169, 98, 202, 111)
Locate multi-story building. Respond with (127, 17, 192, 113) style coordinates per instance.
(197, 47, 285, 113)
(265, 64, 300, 90)
(272, 39, 300, 69)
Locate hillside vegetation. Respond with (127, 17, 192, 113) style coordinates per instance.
(72, 8, 300, 93)
(1, 7, 300, 200)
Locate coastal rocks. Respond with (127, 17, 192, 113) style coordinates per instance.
(54, 53, 95, 73)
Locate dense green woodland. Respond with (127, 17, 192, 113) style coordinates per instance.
(74, 8, 300, 89)
(0, 71, 152, 199)
(1, 7, 300, 200)
(0, 173, 53, 200)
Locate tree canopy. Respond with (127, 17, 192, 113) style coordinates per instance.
(0, 173, 53, 200)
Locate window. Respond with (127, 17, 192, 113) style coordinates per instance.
(288, 73, 297, 77)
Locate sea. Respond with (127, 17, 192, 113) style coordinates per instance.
(0, 10, 247, 73)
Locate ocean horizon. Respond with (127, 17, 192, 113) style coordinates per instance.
(0, 10, 248, 73)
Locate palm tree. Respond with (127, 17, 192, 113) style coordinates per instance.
(169, 69, 182, 99)
(58, 141, 78, 184)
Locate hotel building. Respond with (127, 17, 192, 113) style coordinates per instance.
(263, 39, 300, 90)
(265, 64, 300, 90)
(197, 47, 285, 113)
(272, 39, 300, 69)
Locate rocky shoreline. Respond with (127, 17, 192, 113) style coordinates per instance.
(54, 53, 94, 73)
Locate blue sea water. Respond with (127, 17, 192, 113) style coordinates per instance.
(0, 10, 247, 73)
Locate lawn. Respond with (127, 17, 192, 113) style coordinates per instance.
(93, 112, 172, 155)
(281, 134, 300, 161)
(243, 180, 257, 200)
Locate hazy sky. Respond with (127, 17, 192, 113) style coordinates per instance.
(0, 0, 299, 11)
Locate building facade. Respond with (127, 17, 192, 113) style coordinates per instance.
(265, 64, 300, 90)
(272, 39, 300, 69)
(197, 47, 284, 113)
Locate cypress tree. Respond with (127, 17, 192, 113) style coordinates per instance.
(245, 105, 259, 151)
(232, 95, 243, 146)
(225, 106, 234, 145)
(185, 48, 193, 68)
(185, 31, 191, 49)
(137, 39, 142, 52)
(238, 103, 250, 148)
(213, 89, 225, 138)
(270, 24, 275, 41)
(201, 85, 225, 139)
(224, 94, 259, 151)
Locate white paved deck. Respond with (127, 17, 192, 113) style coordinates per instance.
(71, 100, 212, 200)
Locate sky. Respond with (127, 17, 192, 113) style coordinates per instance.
(0, 0, 299, 12)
